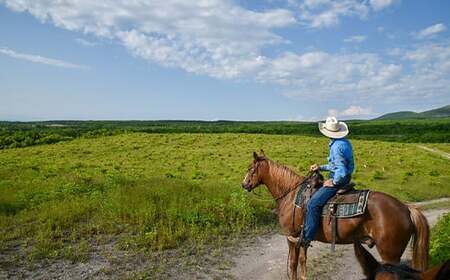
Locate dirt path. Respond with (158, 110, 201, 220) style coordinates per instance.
(2, 200, 447, 280)
(417, 145, 450, 160)
(228, 201, 449, 280)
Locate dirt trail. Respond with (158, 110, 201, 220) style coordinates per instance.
(417, 145, 450, 160)
(228, 200, 449, 280)
(2, 200, 447, 280)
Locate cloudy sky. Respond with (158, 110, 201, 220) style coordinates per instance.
(1, 0, 449, 121)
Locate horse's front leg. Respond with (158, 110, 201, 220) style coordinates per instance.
(299, 246, 308, 280)
(287, 239, 300, 280)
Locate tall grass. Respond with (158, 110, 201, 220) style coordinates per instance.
(0, 175, 271, 260)
(430, 213, 450, 266)
(0, 133, 449, 261)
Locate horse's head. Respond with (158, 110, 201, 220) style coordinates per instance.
(353, 242, 435, 280)
(241, 150, 268, 192)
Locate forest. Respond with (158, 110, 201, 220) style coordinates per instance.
(1, 117, 449, 149)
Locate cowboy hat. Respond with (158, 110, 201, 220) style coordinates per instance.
(318, 116, 349, 139)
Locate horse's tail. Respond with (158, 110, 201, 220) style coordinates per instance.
(408, 205, 430, 271)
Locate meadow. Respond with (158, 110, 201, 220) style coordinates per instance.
(0, 132, 449, 266)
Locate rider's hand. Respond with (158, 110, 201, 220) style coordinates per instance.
(310, 164, 320, 172)
(323, 179, 334, 187)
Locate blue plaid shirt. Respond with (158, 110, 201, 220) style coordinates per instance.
(320, 138, 354, 186)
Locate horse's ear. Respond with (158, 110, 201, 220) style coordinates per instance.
(253, 151, 258, 160)
(260, 149, 266, 157)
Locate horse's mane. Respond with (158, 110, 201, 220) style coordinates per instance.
(376, 263, 420, 280)
(355, 241, 421, 280)
(267, 159, 303, 187)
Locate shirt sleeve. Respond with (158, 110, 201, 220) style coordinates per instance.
(331, 147, 348, 185)
(320, 164, 330, 171)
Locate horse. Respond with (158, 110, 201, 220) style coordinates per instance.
(241, 151, 429, 280)
(354, 242, 450, 280)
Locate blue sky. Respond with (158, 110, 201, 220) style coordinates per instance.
(1, 0, 449, 121)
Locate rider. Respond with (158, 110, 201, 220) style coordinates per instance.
(300, 116, 355, 247)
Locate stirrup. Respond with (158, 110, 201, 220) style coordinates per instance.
(296, 238, 310, 249)
(295, 231, 311, 249)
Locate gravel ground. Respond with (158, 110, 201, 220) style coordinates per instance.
(1, 200, 448, 280)
(228, 204, 449, 280)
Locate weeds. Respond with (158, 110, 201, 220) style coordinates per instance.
(0, 133, 448, 262)
(430, 213, 450, 266)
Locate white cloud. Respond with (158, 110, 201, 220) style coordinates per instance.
(289, 0, 400, 29)
(297, 0, 369, 28)
(0, 47, 87, 69)
(327, 106, 373, 118)
(403, 42, 450, 74)
(344, 35, 366, 43)
(341, 105, 373, 116)
(369, 0, 399, 11)
(415, 23, 447, 39)
(276, 41, 450, 107)
(1, 0, 449, 110)
(261, 51, 402, 97)
(75, 38, 98, 47)
(1, 0, 295, 79)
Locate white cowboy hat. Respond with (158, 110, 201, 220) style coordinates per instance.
(318, 117, 349, 139)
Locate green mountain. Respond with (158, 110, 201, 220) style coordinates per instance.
(376, 105, 450, 120)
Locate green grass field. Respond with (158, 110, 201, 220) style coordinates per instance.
(0, 133, 449, 262)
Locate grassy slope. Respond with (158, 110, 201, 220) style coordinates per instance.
(376, 111, 419, 120)
(376, 105, 450, 120)
(0, 133, 449, 261)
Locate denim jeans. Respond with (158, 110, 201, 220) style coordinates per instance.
(303, 176, 351, 242)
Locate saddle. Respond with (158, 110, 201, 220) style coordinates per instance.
(294, 182, 370, 218)
(294, 180, 370, 252)
(336, 182, 356, 194)
(322, 185, 370, 218)
(324, 185, 370, 252)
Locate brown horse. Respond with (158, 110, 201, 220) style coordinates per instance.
(354, 242, 450, 280)
(241, 151, 430, 280)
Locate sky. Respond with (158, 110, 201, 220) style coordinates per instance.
(1, 0, 450, 121)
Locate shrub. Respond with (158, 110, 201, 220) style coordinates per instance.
(429, 213, 450, 266)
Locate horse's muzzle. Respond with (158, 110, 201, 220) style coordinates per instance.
(242, 182, 252, 192)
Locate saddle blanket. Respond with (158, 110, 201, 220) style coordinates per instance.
(321, 189, 370, 218)
(294, 183, 370, 218)
(294, 182, 308, 207)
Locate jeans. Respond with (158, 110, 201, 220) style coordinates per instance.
(303, 176, 351, 242)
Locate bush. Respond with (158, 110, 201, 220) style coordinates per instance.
(429, 213, 450, 266)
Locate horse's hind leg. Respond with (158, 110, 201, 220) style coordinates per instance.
(375, 232, 410, 265)
(287, 240, 300, 280)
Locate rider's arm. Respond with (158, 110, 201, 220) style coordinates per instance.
(319, 164, 330, 171)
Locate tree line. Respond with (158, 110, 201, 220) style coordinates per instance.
(1, 118, 449, 149)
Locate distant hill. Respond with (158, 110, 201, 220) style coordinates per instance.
(376, 105, 450, 120)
